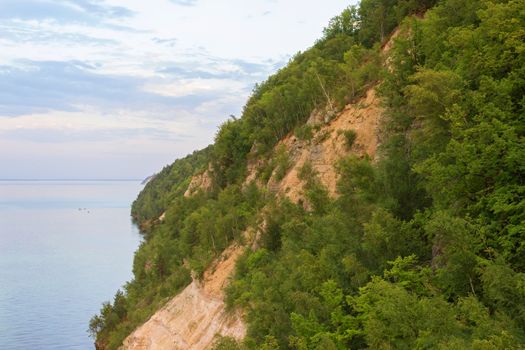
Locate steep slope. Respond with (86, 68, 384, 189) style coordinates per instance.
(222, 2, 525, 348)
(95, 1, 517, 348)
(120, 84, 386, 350)
(94, 1, 525, 348)
(246, 29, 400, 206)
(269, 87, 382, 202)
(119, 25, 400, 350)
(121, 245, 246, 350)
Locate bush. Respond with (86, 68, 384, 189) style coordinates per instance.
(273, 145, 291, 181)
(295, 124, 314, 141)
(343, 129, 357, 149)
(212, 336, 245, 350)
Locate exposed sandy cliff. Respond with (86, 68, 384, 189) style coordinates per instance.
(121, 245, 245, 350)
(266, 87, 383, 204)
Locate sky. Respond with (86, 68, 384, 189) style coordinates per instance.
(0, 0, 353, 180)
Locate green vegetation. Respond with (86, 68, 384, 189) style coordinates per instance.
(209, 1, 393, 187)
(130, 147, 212, 226)
(342, 129, 357, 149)
(221, 0, 525, 348)
(294, 124, 314, 142)
(90, 183, 266, 348)
(273, 145, 292, 181)
(92, 0, 525, 349)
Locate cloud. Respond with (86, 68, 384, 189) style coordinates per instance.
(168, 0, 198, 6)
(0, 0, 134, 26)
(67, 0, 135, 18)
(0, 126, 179, 143)
(0, 60, 251, 127)
(143, 78, 247, 99)
(0, 60, 134, 116)
(0, 60, 225, 117)
(0, 21, 118, 46)
(158, 56, 283, 81)
(152, 37, 178, 47)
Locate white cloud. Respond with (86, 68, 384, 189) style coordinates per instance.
(143, 78, 246, 98)
(0, 0, 355, 178)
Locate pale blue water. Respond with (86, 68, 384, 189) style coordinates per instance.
(0, 180, 143, 350)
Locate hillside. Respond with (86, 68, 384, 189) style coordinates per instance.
(91, 0, 525, 349)
(122, 244, 246, 350)
(119, 43, 390, 348)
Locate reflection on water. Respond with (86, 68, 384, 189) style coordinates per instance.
(0, 181, 143, 350)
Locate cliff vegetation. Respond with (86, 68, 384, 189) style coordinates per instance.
(91, 0, 525, 348)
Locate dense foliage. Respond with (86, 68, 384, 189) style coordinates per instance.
(220, 0, 525, 348)
(211, 0, 439, 187)
(131, 147, 211, 225)
(91, 0, 525, 348)
(90, 183, 266, 348)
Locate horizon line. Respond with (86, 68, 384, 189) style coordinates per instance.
(0, 179, 144, 182)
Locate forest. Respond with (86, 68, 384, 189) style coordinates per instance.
(90, 0, 525, 348)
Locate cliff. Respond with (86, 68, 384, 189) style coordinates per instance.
(93, 0, 525, 348)
(120, 52, 389, 349)
(121, 245, 245, 350)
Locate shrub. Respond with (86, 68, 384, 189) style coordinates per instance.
(295, 124, 314, 141)
(274, 145, 291, 181)
(343, 129, 357, 149)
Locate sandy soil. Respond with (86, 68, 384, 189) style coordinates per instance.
(264, 87, 383, 204)
(184, 169, 213, 197)
(120, 245, 246, 350)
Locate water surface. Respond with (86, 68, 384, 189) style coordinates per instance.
(0, 180, 142, 349)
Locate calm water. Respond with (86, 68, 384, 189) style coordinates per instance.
(0, 180, 143, 350)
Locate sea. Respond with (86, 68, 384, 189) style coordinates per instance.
(0, 180, 143, 349)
